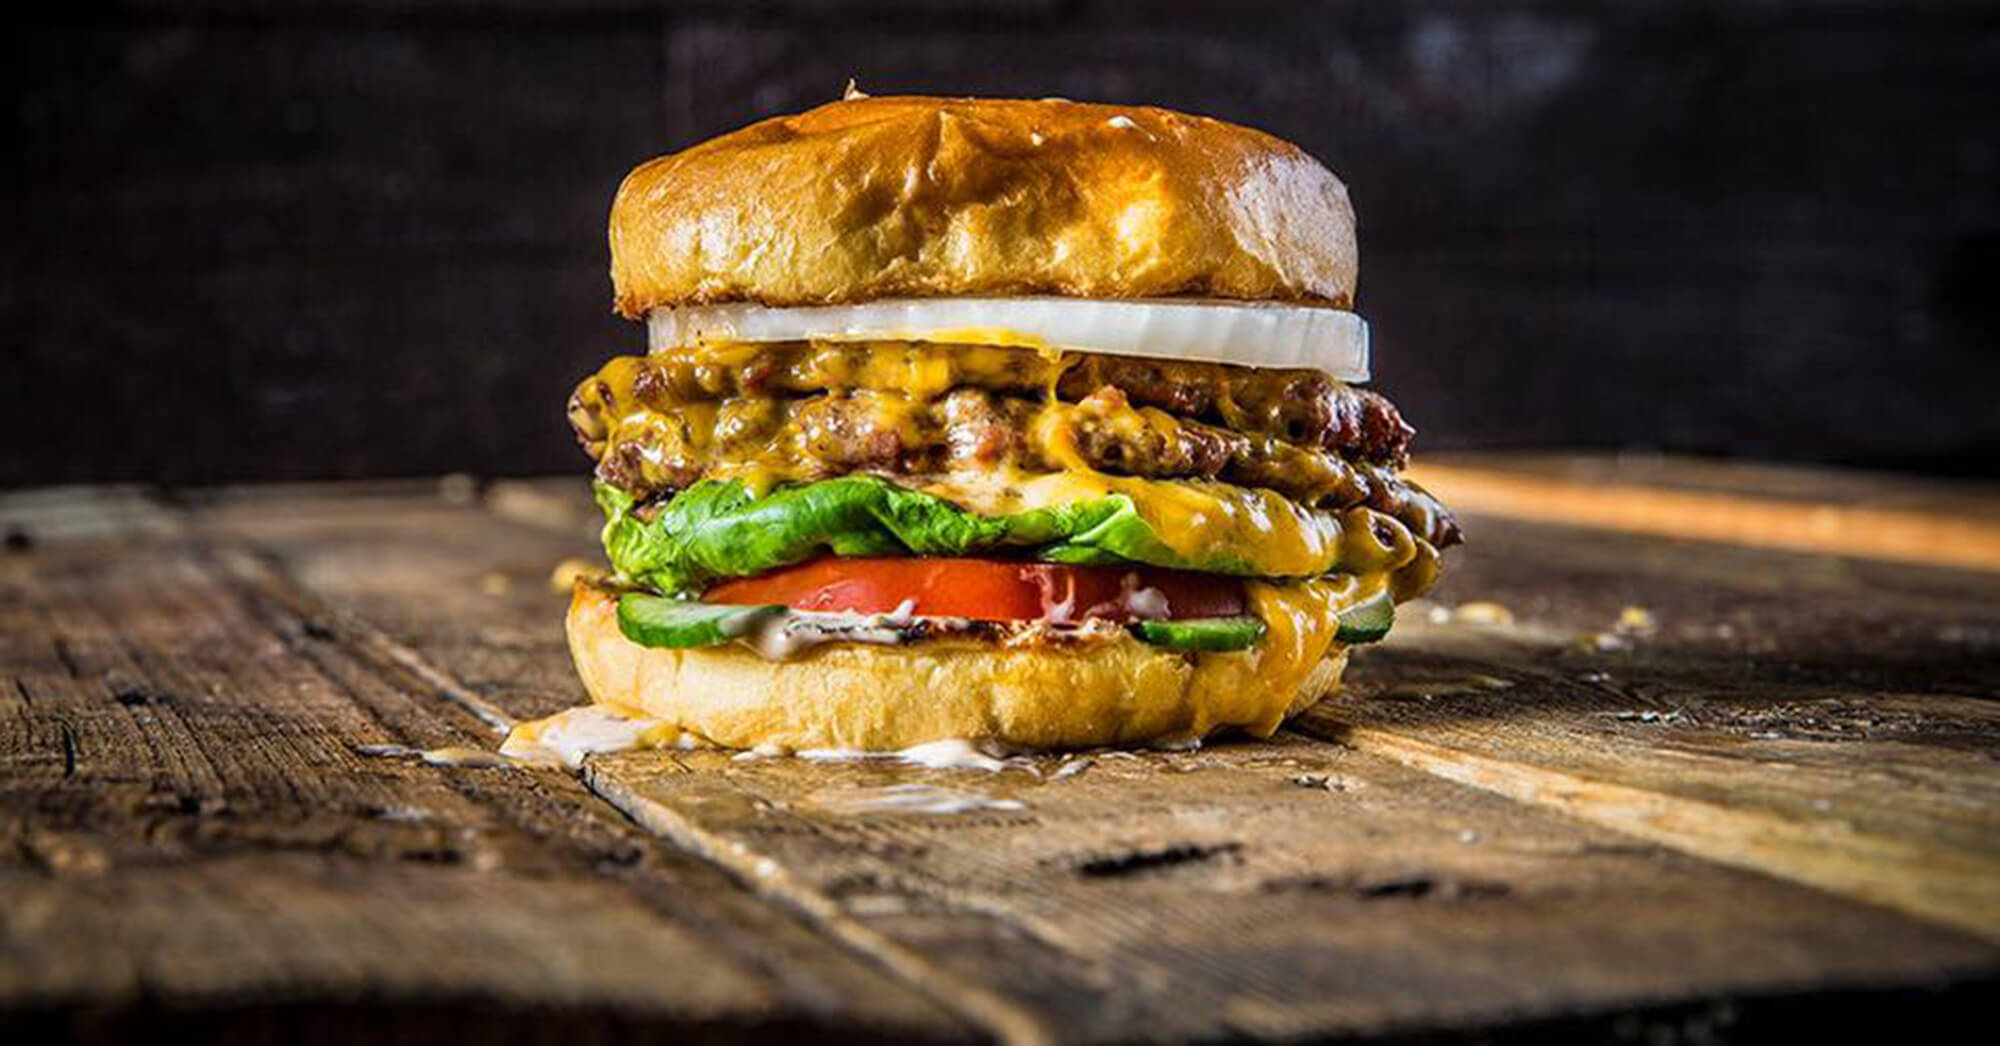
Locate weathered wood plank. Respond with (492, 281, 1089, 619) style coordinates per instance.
(194, 478, 2000, 1040)
(1303, 617, 2000, 940)
(196, 484, 1060, 1041)
(1305, 504, 2000, 938)
(0, 488, 964, 1039)
(1378, 455, 2000, 932)
(590, 741, 1994, 1042)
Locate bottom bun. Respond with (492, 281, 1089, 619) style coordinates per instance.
(566, 584, 1350, 751)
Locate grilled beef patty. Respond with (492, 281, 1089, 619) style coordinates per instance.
(579, 342, 1414, 466)
(577, 377, 1460, 551)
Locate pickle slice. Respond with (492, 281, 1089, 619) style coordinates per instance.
(1334, 588, 1395, 644)
(1130, 616, 1267, 652)
(616, 594, 784, 648)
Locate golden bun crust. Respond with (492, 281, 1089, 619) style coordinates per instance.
(610, 96, 1357, 317)
(567, 585, 1348, 752)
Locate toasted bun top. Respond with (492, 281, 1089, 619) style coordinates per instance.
(609, 96, 1357, 317)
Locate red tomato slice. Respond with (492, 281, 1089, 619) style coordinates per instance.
(702, 557, 1244, 622)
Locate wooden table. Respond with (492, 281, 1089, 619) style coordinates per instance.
(5, 454, 1997, 1042)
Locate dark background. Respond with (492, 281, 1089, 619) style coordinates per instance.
(7, 1, 1998, 489)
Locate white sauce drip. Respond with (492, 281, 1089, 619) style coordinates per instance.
(370, 715, 1218, 791)
(416, 746, 515, 769)
(803, 783, 1026, 816)
(1126, 585, 1171, 620)
(356, 742, 515, 769)
(742, 601, 931, 660)
(798, 737, 1029, 773)
(1043, 591, 1076, 624)
(732, 742, 789, 762)
(1051, 756, 1094, 780)
(498, 704, 690, 769)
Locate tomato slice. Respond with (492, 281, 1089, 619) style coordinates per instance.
(702, 557, 1245, 622)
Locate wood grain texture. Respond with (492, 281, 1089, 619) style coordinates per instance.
(1321, 457, 2000, 938)
(0, 488, 963, 1040)
(588, 743, 1994, 1042)
(1306, 622, 2000, 939)
(5, 459, 2000, 1041)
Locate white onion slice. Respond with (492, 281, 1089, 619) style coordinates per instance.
(647, 297, 1369, 381)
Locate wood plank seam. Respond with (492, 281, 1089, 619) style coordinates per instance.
(182, 548, 962, 1033)
(1, 517, 958, 1032)
(1301, 718, 2000, 943)
(584, 766, 1057, 1046)
(200, 534, 1041, 1045)
(211, 545, 521, 738)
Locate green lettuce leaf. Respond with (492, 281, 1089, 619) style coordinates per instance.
(596, 476, 1273, 595)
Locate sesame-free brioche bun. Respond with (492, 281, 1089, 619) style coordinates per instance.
(609, 95, 1357, 317)
(567, 584, 1349, 752)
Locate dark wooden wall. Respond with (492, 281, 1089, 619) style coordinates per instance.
(8, 1, 1998, 488)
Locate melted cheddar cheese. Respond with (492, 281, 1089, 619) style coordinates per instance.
(582, 337, 1441, 597)
(1181, 573, 1379, 737)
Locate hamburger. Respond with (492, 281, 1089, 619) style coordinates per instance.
(510, 95, 1459, 759)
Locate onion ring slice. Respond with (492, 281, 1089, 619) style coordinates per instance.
(648, 297, 1369, 380)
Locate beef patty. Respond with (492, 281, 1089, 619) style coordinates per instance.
(576, 375, 1460, 551)
(579, 342, 1415, 465)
